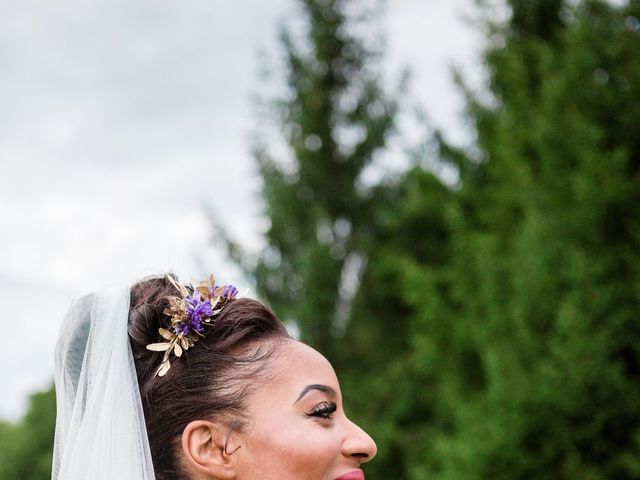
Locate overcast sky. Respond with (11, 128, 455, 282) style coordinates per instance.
(0, 0, 481, 420)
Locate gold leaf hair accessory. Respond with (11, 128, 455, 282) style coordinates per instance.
(146, 274, 238, 377)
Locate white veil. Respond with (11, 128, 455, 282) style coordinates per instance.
(52, 285, 156, 480)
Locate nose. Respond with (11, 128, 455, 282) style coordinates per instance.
(342, 418, 377, 463)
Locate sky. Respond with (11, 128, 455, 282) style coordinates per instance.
(0, 0, 481, 420)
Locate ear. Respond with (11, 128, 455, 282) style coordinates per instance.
(181, 420, 240, 480)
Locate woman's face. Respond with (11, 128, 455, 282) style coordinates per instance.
(234, 340, 377, 480)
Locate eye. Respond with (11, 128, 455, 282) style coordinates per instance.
(306, 401, 337, 420)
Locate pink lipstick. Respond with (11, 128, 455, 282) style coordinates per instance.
(333, 469, 365, 480)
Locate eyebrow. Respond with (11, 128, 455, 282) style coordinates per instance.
(294, 384, 337, 404)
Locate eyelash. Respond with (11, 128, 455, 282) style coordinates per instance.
(306, 401, 337, 420)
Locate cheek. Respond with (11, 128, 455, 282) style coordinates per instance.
(243, 419, 341, 478)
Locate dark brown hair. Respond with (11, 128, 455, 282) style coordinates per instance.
(128, 275, 291, 480)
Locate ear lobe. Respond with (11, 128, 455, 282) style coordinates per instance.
(181, 420, 240, 479)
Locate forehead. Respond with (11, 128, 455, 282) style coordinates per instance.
(265, 340, 340, 397)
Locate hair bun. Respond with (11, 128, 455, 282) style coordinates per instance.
(128, 275, 176, 348)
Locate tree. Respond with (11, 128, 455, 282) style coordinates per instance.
(250, 0, 397, 362)
(0, 386, 56, 480)
(407, 1, 640, 478)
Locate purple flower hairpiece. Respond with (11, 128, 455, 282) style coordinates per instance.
(146, 274, 238, 377)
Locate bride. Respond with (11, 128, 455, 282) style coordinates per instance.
(52, 273, 376, 480)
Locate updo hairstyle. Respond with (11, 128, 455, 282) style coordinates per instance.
(128, 275, 291, 480)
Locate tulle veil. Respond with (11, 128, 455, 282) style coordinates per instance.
(52, 285, 156, 480)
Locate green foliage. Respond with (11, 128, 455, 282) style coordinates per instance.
(425, 1, 640, 479)
(0, 386, 56, 480)
(403, 1, 640, 478)
(249, 0, 640, 479)
(252, 0, 397, 359)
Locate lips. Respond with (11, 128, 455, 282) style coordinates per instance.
(333, 469, 365, 480)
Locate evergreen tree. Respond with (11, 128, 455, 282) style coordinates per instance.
(251, 0, 397, 362)
(402, 1, 640, 478)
